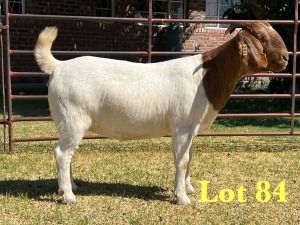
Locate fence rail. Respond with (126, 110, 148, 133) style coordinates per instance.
(0, 0, 299, 153)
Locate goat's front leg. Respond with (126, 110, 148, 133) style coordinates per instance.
(54, 144, 76, 204)
(172, 131, 194, 205)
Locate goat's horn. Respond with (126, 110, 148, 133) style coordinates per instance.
(224, 23, 251, 36)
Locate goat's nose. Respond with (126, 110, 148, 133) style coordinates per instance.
(282, 54, 289, 62)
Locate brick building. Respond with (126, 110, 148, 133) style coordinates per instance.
(4, 0, 242, 92)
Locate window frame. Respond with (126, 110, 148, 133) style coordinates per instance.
(95, 0, 115, 17)
(0, 0, 25, 15)
(135, 0, 186, 20)
(205, 0, 241, 29)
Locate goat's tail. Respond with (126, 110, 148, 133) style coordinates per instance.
(34, 27, 59, 75)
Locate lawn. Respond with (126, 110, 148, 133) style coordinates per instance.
(0, 99, 299, 224)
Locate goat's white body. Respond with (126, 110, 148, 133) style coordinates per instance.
(47, 54, 217, 205)
(49, 55, 218, 141)
(35, 27, 220, 205)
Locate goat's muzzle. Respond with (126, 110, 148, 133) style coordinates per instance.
(268, 51, 289, 72)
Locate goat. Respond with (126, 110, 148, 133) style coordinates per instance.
(34, 22, 288, 205)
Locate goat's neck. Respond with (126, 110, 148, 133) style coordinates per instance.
(202, 37, 247, 111)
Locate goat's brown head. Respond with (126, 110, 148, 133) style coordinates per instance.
(225, 22, 289, 73)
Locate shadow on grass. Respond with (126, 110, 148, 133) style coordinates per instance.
(0, 179, 169, 203)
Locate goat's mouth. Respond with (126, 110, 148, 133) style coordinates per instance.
(265, 51, 289, 72)
(267, 60, 288, 72)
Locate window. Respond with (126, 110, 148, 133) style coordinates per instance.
(206, 0, 241, 28)
(0, 0, 25, 15)
(96, 0, 114, 17)
(135, 0, 185, 19)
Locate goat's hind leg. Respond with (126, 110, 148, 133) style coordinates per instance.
(55, 142, 77, 204)
(54, 122, 87, 204)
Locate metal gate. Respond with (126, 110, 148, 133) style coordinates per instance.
(0, 0, 299, 153)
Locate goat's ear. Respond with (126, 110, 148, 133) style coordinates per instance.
(238, 31, 268, 69)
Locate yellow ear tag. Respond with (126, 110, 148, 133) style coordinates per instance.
(242, 44, 248, 56)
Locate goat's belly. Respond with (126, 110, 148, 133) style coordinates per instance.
(89, 121, 170, 141)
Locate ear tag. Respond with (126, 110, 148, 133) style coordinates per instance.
(242, 44, 248, 56)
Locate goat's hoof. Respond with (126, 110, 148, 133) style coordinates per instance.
(176, 195, 191, 205)
(62, 193, 76, 204)
(186, 185, 196, 195)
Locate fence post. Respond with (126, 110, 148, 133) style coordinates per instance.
(290, 0, 299, 134)
(4, 0, 13, 153)
(0, 9, 7, 153)
(148, 0, 153, 63)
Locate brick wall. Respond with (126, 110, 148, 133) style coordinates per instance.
(26, 0, 96, 16)
(9, 0, 237, 68)
(8, 0, 246, 93)
(10, 0, 150, 74)
(182, 1, 236, 53)
(182, 26, 236, 53)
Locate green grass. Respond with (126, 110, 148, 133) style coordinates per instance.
(0, 138, 299, 224)
(0, 99, 300, 224)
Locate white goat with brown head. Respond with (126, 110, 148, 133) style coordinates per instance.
(34, 22, 288, 205)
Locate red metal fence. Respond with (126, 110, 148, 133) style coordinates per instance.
(0, 0, 299, 153)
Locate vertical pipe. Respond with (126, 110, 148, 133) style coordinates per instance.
(4, 0, 13, 153)
(1, 21, 7, 153)
(168, 0, 171, 19)
(22, 0, 25, 14)
(148, 0, 153, 63)
(111, 0, 115, 17)
(290, 0, 298, 134)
